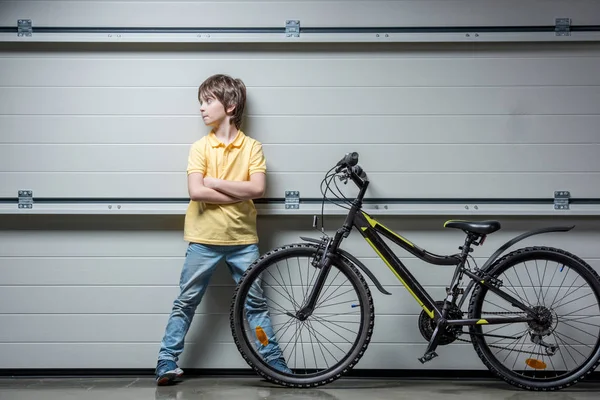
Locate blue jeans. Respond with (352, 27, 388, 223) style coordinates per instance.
(158, 243, 284, 364)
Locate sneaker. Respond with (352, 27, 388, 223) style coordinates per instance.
(155, 360, 182, 386)
(267, 357, 292, 374)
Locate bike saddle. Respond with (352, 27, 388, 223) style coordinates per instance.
(444, 220, 501, 235)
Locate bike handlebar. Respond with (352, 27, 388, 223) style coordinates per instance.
(335, 152, 359, 171)
(335, 152, 368, 186)
(352, 164, 367, 180)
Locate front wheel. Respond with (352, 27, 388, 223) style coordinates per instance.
(468, 246, 600, 390)
(230, 243, 374, 387)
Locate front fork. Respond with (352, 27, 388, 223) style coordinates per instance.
(296, 200, 361, 320)
(295, 237, 335, 320)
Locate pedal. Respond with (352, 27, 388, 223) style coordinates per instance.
(418, 351, 439, 364)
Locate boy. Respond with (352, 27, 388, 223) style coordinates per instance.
(155, 74, 291, 385)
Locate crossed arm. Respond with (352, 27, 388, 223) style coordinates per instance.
(187, 172, 266, 204)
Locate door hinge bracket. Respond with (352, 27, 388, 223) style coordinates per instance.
(555, 18, 571, 36)
(286, 20, 300, 37)
(17, 19, 32, 37)
(285, 191, 300, 209)
(554, 190, 570, 210)
(18, 190, 34, 209)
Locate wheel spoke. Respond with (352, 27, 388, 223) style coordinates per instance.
(471, 250, 600, 388)
(523, 261, 541, 306)
(232, 246, 371, 385)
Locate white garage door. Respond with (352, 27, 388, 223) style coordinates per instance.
(1, 0, 599, 371)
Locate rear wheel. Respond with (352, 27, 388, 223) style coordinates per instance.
(468, 247, 600, 390)
(230, 243, 374, 387)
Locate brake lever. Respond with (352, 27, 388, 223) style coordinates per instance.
(336, 171, 350, 184)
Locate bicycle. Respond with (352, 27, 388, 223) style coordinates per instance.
(230, 152, 600, 391)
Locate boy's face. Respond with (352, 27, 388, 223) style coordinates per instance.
(199, 95, 234, 128)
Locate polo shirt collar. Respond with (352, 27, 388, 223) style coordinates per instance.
(207, 129, 246, 148)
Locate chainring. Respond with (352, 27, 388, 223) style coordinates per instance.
(418, 301, 463, 345)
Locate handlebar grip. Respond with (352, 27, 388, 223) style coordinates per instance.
(352, 165, 367, 179)
(335, 152, 359, 172)
(344, 152, 359, 167)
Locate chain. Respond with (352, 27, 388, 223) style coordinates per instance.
(452, 311, 539, 354)
(459, 311, 527, 316)
(455, 337, 541, 355)
(455, 334, 544, 355)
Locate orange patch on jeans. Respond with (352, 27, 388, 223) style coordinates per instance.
(255, 326, 269, 346)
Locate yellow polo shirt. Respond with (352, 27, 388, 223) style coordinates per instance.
(184, 130, 267, 245)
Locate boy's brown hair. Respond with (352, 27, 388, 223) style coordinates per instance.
(198, 74, 246, 129)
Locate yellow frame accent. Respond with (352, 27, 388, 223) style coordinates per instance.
(362, 213, 415, 247)
(364, 237, 434, 319)
(444, 219, 467, 228)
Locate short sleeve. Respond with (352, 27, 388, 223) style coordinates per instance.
(187, 139, 206, 175)
(249, 141, 267, 175)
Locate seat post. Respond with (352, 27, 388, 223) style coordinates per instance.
(459, 233, 477, 262)
(445, 232, 477, 306)
(442, 233, 478, 308)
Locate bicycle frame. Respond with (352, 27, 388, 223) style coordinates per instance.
(353, 211, 535, 325)
(297, 166, 541, 328)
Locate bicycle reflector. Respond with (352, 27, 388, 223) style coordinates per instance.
(255, 326, 269, 346)
(525, 358, 547, 369)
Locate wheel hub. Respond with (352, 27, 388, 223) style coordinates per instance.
(528, 306, 554, 335)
